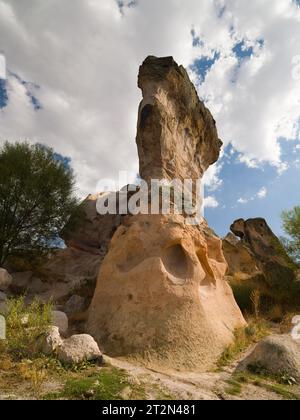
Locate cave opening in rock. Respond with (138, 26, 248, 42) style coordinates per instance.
(162, 244, 190, 279)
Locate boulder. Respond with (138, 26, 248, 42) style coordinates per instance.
(237, 335, 300, 382)
(42, 326, 63, 356)
(57, 334, 102, 364)
(9, 271, 33, 294)
(0, 268, 12, 291)
(52, 311, 68, 335)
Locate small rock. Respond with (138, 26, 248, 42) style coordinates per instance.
(57, 334, 102, 364)
(42, 326, 63, 355)
(237, 334, 300, 382)
(0, 268, 12, 292)
(120, 386, 132, 400)
(52, 310, 68, 335)
(21, 314, 29, 326)
(64, 295, 86, 316)
(83, 389, 95, 399)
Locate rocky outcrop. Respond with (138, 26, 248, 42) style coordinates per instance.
(136, 56, 222, 183)
(61, 193, 123, 255)
(224, 218, 300, 302)
(222, 232, 264, 289)
(237, 335, 300, 382)
(223, 232, 262, 280)
(87, 56, 245, 371)
(6, 193, 124, 312)
(8, 248, 103, 318)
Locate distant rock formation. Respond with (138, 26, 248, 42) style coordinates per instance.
(87, 56, 245, 371)
(8, 193, 129, 315)
(61, 193, 122, 256)
(223, 218, 300, 303)
(223, 232, 263, 282)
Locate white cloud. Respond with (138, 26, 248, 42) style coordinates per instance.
(257, 186, 267, 199)
(237, 197, 248, 204)
(0, 0, 299, 197)
(238, 185, 267, 204)
(203, 161, 223, 191)
(204, 195, 219, 208)
(0, 53, 6, 79)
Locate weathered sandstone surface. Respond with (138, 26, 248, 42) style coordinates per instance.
(136, 56, 222, 183)
(88, 213, 245, 370)
(9, 247, 102, 313)
(87, 56, 245, 371)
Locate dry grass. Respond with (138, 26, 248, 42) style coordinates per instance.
(217, 320, 270, 368)
(250, 289, 261, 320)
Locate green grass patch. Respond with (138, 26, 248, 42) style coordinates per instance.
(225, 379, 242, 396)
(230, 371, 300, 400)
(44, 367, 134, 400)
(217, 321, 269, 368)
(262, 383, 300, 400)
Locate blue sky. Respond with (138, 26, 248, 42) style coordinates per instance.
(191, 38, 300, 237)
(0, 0, 300, 240)
(204, 143, 300, 237)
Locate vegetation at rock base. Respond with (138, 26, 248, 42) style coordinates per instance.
(282, 206, 300, 264)
(217, 321, 269, 369)
(43, 367, 142, 400)
(225, 372, 300, 401)
(0, 296, 52, 359)
(230, 272, 300, 320)
(0, 142, 81, 265)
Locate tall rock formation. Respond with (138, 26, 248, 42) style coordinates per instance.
(136, 56, 222, 183)
(87, 56, 245, 371)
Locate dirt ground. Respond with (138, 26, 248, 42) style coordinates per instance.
(1, 346, 299, 401)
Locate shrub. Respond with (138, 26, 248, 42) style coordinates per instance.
(0, 296, 52, 359)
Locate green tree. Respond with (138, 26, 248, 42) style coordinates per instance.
(281, 206, 300, 264)
(0, 142, 79, 265)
